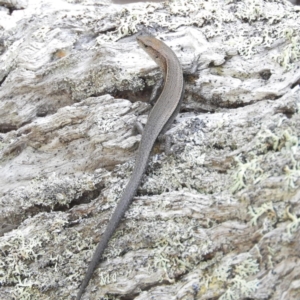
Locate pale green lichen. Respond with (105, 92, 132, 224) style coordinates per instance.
(203, 257, 259, 300)
(137, 217, 212, 283)
(235, 259, 260, 277)
(235, 0, 263, 22)
(226, 1, 300, 68)
(229, 115, 300, 240)
(272, 34, 300, 70)
(255, 128, 281, 152)
(0, 208, 94, 299)
(286, 206, 300, 236)
(284, 164, 300, 191)
(220, 276, 259, 300)
(267, 246, 276, 269)
(231, 123, 300, 194)
(248, 202, 275, 226)
(280, 130, 299, 154)
(254, 126, 299, 156)
(231, 156, 263, 193)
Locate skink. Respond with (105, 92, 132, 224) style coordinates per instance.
(76, 35, 184, 299)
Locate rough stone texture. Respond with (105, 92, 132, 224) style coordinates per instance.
(0, 0, 300, 299)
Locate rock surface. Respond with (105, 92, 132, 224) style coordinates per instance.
(0, 0, 300, 299)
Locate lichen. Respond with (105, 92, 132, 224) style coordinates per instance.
(94, 0, 300, 74)
(1, 0, 300, 299)
(272, 34, 300, 70)
(248, 202, 275, 226)
(231, 156, 263, 193)
(0, 215, 71, 299)
(0, 172, 101, 213)
(202, 256, 260, 300)
(286, 206, 300, 236)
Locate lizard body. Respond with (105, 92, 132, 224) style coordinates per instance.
(76, 36, 184, 299)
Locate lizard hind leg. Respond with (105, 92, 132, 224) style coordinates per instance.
(134, 121, 174, 155)
(158, 133, 173, 155)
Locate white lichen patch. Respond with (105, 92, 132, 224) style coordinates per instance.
(231, 110, 300, 194)
(198, 254, 260, 300)
(91, 0, 300, 74)
(226, 89, 300, 239)
(0, 210, 95, 299)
